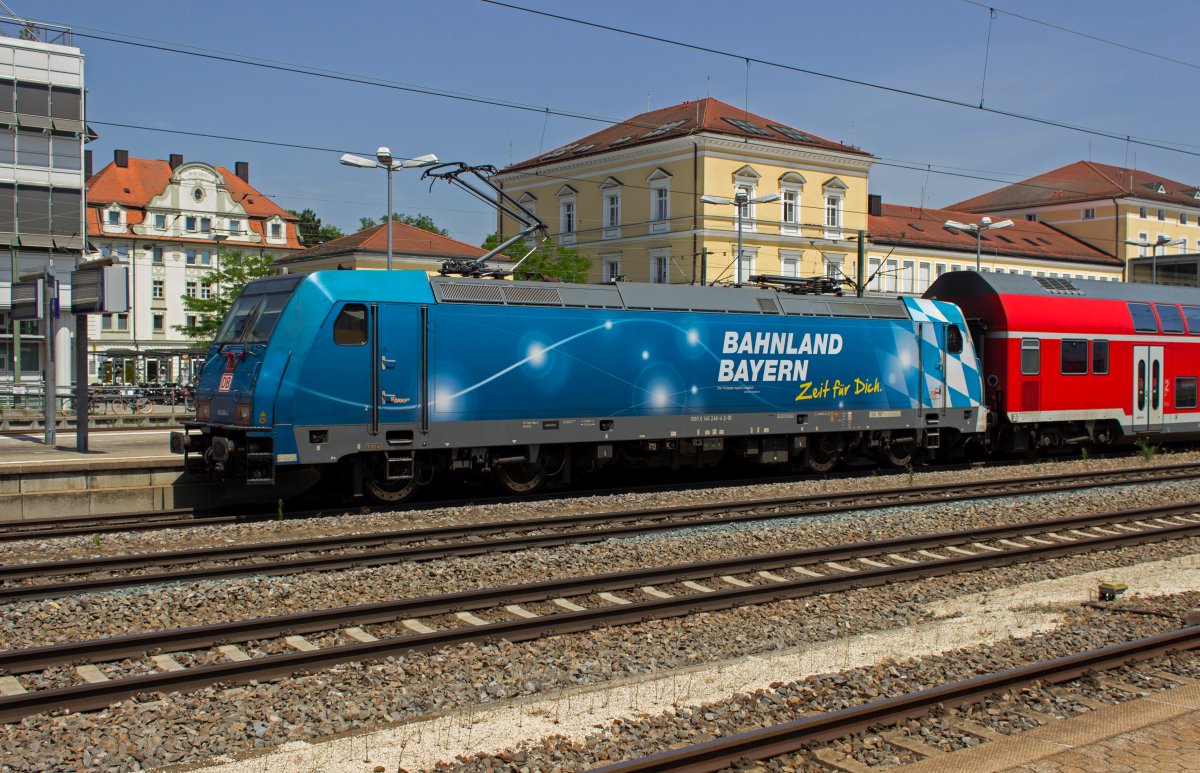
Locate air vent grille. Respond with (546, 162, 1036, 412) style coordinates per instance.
(1034, 276, 1081, 295)
(503, 286, 564, 305)
(757, 297, 780, 314)
(438, 283, 505, 303)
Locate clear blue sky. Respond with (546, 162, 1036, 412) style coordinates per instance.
(32, 0, 1200, 246)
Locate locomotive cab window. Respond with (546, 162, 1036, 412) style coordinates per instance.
(1128, 302, 1159, 333)
(1177, 377, 1199, 410)
(1156, 304, 1185, 334)
(1060, 339, 1088, 375)
(1020, 338, 1040, 375)
(1183, 305, 1200, 334)
(1092, 340, 1109, 375)
(946, 325, 964, 354)
(333, 304, 368, 346)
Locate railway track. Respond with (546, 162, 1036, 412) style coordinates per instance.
(592, 625, 1200, 772)
(0, 500, 1197, 724)
(1, 462, 1196, 603)
(1, 455, 1190, 543)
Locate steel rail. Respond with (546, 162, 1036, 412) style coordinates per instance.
(1, 460, 1194, 546)
(0, 504, 1196, 722)
(2, 465, 1196, 602)
(2, 500, 1197, 673)
(591, 626, 1200, 772)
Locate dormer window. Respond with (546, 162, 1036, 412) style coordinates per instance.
(106, 210, 119, 226)
(154, 213, 166, 230)
(228, 219, 241, 235)
(270, 222, 282, 239)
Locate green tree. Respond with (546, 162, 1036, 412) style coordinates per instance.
(480, 234, 591, 283)
(173, 250, 277, 347)
(288, 208, 344, 246)
(359, 217, 377, 231)
(368, 212, 449, 236)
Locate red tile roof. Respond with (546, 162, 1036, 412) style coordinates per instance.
(504, 97, 870, 172)
(948, 161, 1200, 213)
(277, 221, 491, 264)
(869, 204, 1121, 267)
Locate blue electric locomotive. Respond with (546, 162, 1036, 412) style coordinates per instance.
(171, 270, 984, 503)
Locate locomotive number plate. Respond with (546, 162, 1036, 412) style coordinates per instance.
(218, 373, 233, 392)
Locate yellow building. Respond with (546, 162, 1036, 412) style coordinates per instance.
(948, 161, 1200, 280)
(494, 98, 875, 285)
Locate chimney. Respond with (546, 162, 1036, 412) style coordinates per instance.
(169, 153, 183, 170)
(114, 149, 128, 168)
(234, 161, 249, 183)
(84, 149, 93, 178)
(868, 194, 882, 217)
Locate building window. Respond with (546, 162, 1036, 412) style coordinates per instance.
(918, 262, 931, 292)
(867, 257, 883, 291)
(738, 248, 757, 282)
(152, 279, 164, 299)
(200, 250, 212, 266)
(155, 213, 166, 230)
(152, 247, 164, 264)
(1137, 232, 1149, 257)
(116, 313, 129, 331)
(825, 195, 841, 229)
(782, 189, 799, 225)
(106, 209, 119, 226)
(228, 219, 241, 235)
(192, 187, 205, 203)
(1025, 213, 1037, 222)
(186, 281, 197, 298)
(185, 216, 197, 232)
(1021, 338, 1040, 375)
(185, 315, 197, 329)
(884, 258, 899, 292)
(200, 284, 212, 300)
(186, 249, 196, 265)
(100, 314, 112, 330)
(648, 169, 671, 233)
(823, 253, 841, 280)
(1082, 208, 1095, 220)
(780, 250, 801, 278)
(901, 260, 915, 293)
(1181, 213, 1188, 225)
(199, 217, 211, 233)
(270, 222, 282, 239)
(1140, 207, 1148, 218)
(152, 314, 165, 333)
(559, 200, 575, 234)
(1158, 209, 1166, 221)
(649, 249, 669, 284)
(604, 191, 620, 229)
(602, 254, 621, 282)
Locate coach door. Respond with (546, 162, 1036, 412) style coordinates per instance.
(375, 304, 424, 432)
(1132, 345, 1164, 432)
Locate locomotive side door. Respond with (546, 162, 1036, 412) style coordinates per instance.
(375, 303, 424, 431)
(1132, 345, 1164, 432)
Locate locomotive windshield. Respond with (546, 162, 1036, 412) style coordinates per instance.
(214, 290, 292, 345)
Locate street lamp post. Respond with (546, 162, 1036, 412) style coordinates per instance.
(339, 149, 438, 270)
(1125, 234, 1185, 284)
(943, 216, 1014, 272)
(700, 190, 781, 285)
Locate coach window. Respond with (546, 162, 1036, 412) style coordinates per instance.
(1177, 377, 1198, 409)
(1183, 306, 1200, 334)
(1156, 304, 1185, 334)
(1128, 302, 1159, 333)
(946, 325, 963, 354)
(1061, 339, 1088, 375)
(1092, 340, 1110, 375)
(333, 304, 368, 346)
(1020, 338, 1040, 375)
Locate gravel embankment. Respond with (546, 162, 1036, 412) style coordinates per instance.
(2, 474, 1198, 650)
(1, 544, 1198, 771)
(431, 592, 1200, 772)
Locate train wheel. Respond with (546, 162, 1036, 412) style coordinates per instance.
(804, 441, 838, 474)
(364, 463, 419, 505)
(493, 460, 547, 495)
(879, 443, 913, 468)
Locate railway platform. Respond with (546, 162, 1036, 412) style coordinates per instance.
(0, 429, 201, 521)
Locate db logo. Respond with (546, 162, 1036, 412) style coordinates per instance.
(218, 373, 234, 392)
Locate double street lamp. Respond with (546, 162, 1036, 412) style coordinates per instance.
(700, 189, 780, 286)
(1124, 234, 1185, 284)
(340, 148, 438, 270)
(942, 216, 1014, 272)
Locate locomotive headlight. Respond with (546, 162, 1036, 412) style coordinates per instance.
(195, 400, 211, 421)
(235, 403, 253, 425)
